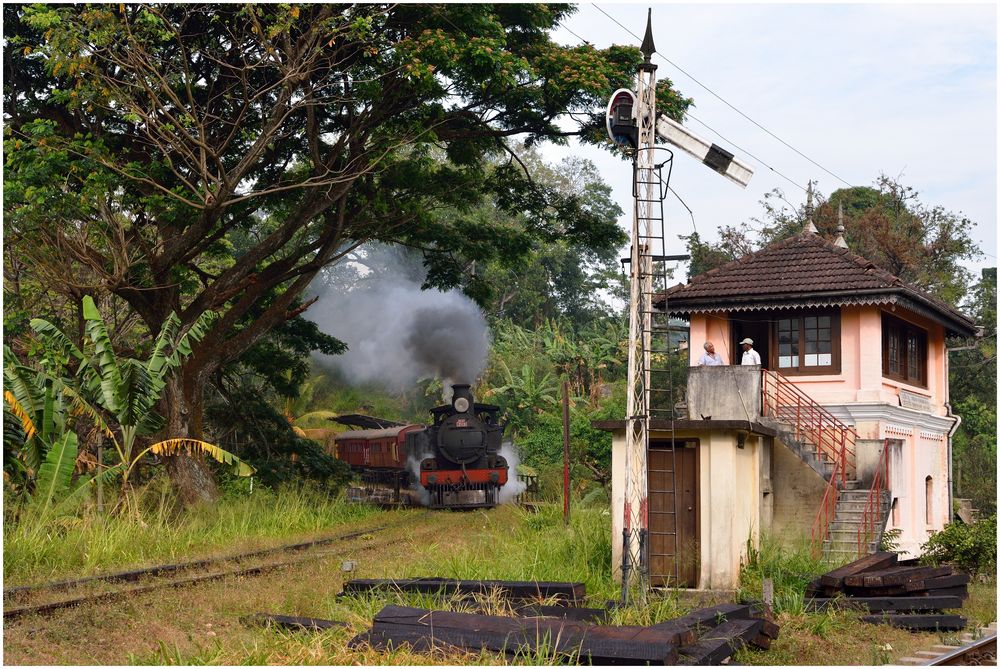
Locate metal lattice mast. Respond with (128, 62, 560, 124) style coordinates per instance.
(621, 10, 659, 603)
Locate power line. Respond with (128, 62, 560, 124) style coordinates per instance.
(684, 112, 808, 194)
(555, 20, 591, 46)
(559, 11, 805, 194)
(591, 4, 852, 189)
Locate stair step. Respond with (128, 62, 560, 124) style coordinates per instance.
(833, 505, 886, 515)
(838, 490, 875, 499)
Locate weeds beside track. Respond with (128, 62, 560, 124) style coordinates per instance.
(4, 513, 429, 621)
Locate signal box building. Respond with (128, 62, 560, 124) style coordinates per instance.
(598, 226, 978, 590)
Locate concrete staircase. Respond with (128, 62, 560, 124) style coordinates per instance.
(760, 370, 895, 560)
(823, 481, 892, 561)
(761, 419, 839, 481)
(763, 421, 890, 560)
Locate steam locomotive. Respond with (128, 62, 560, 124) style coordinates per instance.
(332, 384, 509, 509)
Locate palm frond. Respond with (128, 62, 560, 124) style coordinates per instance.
(116, 359, 156, 427)
(60, 384, 116, 441)
(148, 438, 254, 477)
(146, 311, 181, 378)
(165, 310, 217, 371)
(4, 361, 42, 430)
(293, 410, 340, 424)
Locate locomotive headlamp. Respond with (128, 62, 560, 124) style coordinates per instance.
(454, 397, 470, 413)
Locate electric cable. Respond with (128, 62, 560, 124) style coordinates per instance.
(555, 20, 592, 46)
(591, 4, 852, 188)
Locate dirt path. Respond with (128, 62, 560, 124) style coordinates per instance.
(3, 508, 494, 665)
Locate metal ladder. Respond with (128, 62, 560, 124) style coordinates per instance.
(635, 146, 681, 587)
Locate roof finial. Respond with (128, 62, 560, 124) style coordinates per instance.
(803, 180, 818, 234)
(834, 201, 848, 248)
(640, 8, 655, 64)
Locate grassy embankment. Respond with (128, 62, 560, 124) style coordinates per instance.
(3, 485, 380, 585)
(4, 495, 995, 665)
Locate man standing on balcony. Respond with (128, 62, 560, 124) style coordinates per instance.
(698, 341, 724, 366)
(740, 338, 761, 366)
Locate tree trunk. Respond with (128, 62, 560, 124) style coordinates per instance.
(162, 373, 220, 507)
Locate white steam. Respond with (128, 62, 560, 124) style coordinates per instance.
(498, 441, 527, 504)
(405, 432, 433, 507)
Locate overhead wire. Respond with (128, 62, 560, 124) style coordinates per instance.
(591, 4, 851, 190)
(555, 20, 592, 46)
(684, 111, 808, 194)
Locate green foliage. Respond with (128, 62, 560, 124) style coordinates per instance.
(6, 296, 252, 516)
(478, 316, 631, 490)
(34, 431, 77, 508)
(204, 388, 350, 491)
(920, 515, 997, 576)
(878, 527, 902, 553)
(950, 267, 996, 515)
(7, 3, 667, 502)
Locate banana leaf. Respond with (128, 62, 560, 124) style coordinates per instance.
(35, 431, 77, 508)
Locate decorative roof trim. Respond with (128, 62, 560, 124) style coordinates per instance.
(666, 294, 896, 315)
(665, 290, 976, 338)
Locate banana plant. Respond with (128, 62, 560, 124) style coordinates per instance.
(3, 350, 111, 513)
(280, 375, 338, 436)
(22, 296, 253, 514)
(489, 359, 560, 435)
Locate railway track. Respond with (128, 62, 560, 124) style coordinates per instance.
(4, 512, 428, 621)
(898, 624, 997, 666)
(926, 630, 997, 666)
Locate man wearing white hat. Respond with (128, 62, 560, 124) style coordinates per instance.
(740, 338, 761, 366)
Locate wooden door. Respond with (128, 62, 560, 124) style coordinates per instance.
(648, 442, 699, 587)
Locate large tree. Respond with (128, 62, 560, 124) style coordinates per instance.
(4, 4, 691, 503)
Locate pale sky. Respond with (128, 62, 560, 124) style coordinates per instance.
(541, 3, 998, 283)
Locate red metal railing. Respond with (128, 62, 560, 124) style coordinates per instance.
(761, 369, 858, 554)
(858, 439, 891, 557)
(812, 462, 843, 558)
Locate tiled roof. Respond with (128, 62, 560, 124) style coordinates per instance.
(657, 231, 978, 337)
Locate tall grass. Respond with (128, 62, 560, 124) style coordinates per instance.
(363, 504, 618, 602)
(736, 532, 833, 615)
(4, 481, 379, 584)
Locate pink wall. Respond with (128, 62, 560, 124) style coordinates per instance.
(688, 313, 733, 365)
(688, 305, 949, 414)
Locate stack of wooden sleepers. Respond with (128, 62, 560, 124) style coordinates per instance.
(805, 551, 969, 631)
(342, 579, 780, 665)
(341, 577, 586, 605)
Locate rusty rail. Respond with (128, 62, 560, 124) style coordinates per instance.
(761, 369, 858, 555)
(858, 439, 891, 557)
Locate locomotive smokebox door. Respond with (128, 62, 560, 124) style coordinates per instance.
(437, 413, 486, 464)
(451, 384, 474, 414)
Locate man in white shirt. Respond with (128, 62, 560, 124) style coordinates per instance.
(740, 338, 761, 365)
(698, 341, 724, 366)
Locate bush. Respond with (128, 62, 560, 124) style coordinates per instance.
(920, 515, 997, 575)
(205, 390, 350, 491)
